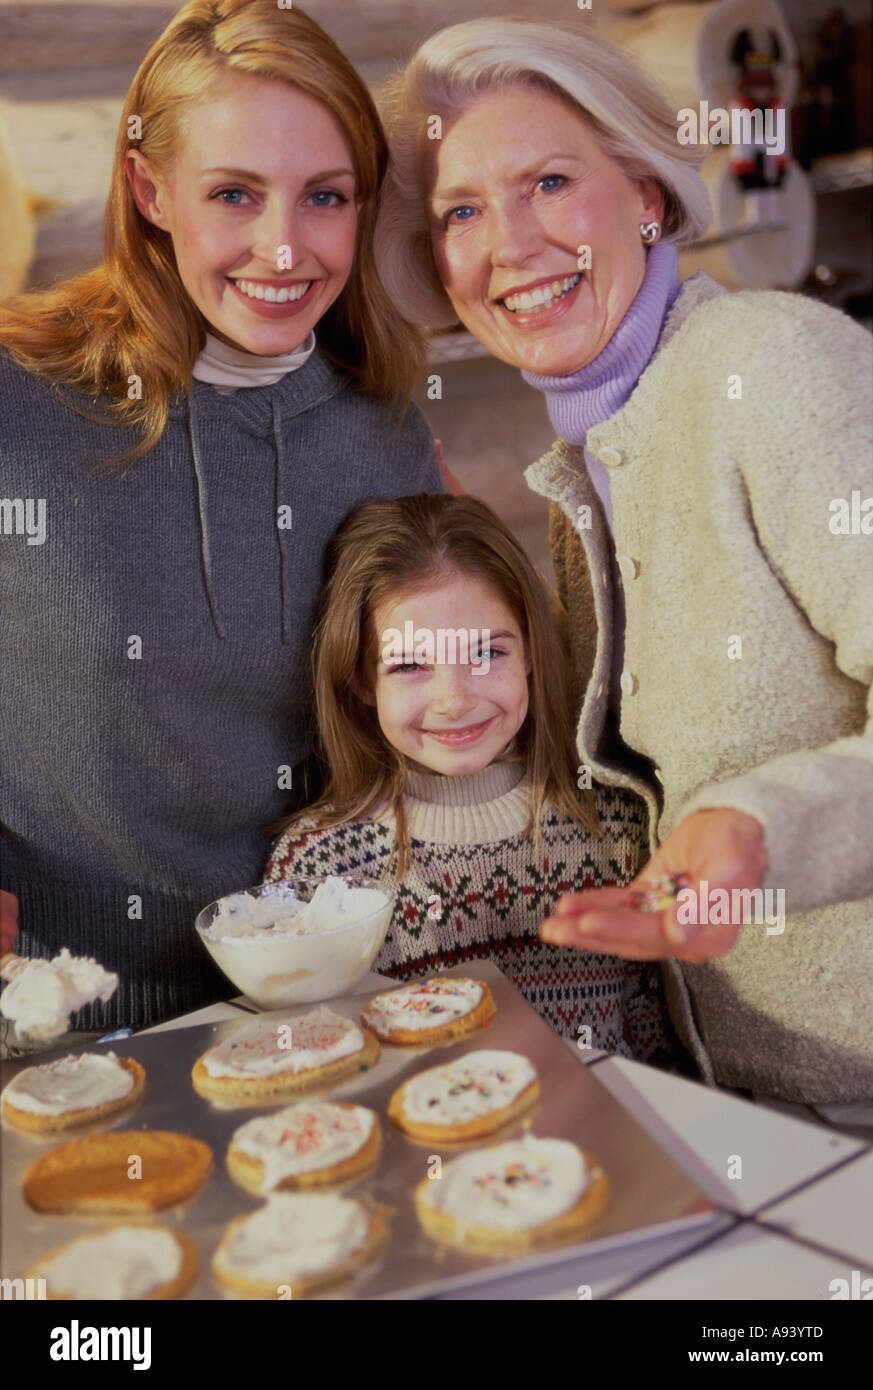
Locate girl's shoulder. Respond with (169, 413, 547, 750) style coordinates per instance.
(265, 806, 395, 882)
(536, 781, 647, 854)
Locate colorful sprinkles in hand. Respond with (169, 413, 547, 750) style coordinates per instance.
(630, 872, 691, 912)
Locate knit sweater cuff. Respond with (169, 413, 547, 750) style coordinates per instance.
(676, 741, 873, 917)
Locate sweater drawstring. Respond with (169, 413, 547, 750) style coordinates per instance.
(187, 392, 226, 639)
(272, 396, 293, 646)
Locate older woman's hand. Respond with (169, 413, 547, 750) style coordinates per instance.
(540, 809, 768, 963)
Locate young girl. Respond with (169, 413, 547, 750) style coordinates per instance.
(264, 493, 679, 1064)
(0, 0, 443, 1048)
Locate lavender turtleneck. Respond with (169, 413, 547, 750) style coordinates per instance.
(521, 241, 680, 452)
(521, 241, 680, 709)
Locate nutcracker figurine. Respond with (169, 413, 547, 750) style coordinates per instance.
(729, 27, 790, 225)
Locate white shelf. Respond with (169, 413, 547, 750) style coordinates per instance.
(809, 147, 873, 194)
(427, 331, 494, 366)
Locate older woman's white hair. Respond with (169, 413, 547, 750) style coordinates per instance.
(375, 17, 711, 329)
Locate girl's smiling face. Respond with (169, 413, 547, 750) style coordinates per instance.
(428, 85, 663, 377)
(359, 572, 532, 777)
(126, 72, 362, 354)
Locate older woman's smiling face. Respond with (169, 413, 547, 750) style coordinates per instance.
(428, 85, 663, 377)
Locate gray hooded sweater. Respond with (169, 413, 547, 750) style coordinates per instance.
(0, 346, 443, 1030)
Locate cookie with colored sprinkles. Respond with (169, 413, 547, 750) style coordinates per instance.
(227, 1101, 381, 1194)
(414, 1134, 609, 1255)
(388, 1050, 539, 1142)
(191, 1006, 379, 1103)
(361, 976, 496, 1045)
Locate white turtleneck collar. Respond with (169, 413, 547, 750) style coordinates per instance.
(192, 329, 317, 394)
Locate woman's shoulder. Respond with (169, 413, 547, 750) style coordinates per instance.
(0, 346, 60, 405)
(666, 273, 872, 371)
(0, 346, 116, 425)
(0, 349, 89, 464)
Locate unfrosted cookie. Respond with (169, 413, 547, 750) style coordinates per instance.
(388, 1050, 539, 1142)
(212, 1191, 386, 1298)
(361, 977, 496, 1045)
(29, 1225, 197, 1300)
(1, 1052, 145, 1133)
(227, 1101, 381, 1194)
(415, 1134, 609, 1255)
(22, 1130, 212, 1214)
(191, 1007, 379, 1103)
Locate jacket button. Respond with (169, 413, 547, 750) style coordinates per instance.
(617, 554, 640, 581)
(620, 670, 638, 697)
(598, 446, 623, 467)
(653, 766, 664, 784)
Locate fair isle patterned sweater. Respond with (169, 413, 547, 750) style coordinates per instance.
(264, 761, 679, 1066)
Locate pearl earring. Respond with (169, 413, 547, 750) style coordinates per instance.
(640, 221, 660, 245)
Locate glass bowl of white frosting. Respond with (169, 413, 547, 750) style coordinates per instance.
(195, 874, 396, 1007)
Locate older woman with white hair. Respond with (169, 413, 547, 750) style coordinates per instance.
(374, 18, 873, 1115)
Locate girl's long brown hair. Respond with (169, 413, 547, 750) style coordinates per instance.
(0, 0, 427, 466)
(277, 493, 600, 877)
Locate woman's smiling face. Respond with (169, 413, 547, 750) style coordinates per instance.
(428, 85, 663, 377)
(126, 72, 362, 354)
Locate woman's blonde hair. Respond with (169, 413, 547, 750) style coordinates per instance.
(0, 0, 427, 464)
(276, 492, 600, 877)
(375, 17, 712, 329)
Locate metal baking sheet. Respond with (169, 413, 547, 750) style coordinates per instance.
(0, 961, 720, 1299)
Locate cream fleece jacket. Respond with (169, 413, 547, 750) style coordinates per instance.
(526, 271, 873, 1104)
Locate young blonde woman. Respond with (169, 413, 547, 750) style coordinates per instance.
(264, 492, 681, 1065)
(0, 0, 443, 1045)
(374, 19, 873, 1111)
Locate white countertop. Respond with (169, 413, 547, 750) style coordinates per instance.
(139, 977, 873, 1301)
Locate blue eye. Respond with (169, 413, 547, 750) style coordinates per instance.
(538, 174, 566, 193)
(214, 188, 248, 205)
(444, 204, 476, 227)
(309, 190, 349, 208)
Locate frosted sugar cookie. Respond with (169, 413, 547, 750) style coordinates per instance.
(22, 1130, 212, 1214)
(361, 976, 496, 1045)
(29, 1226, 197, 1300)
(0, 949, 117, 1040)
(191, 1006, 379, 1102)
(212, 1191, 386, 1298)
(388, 1050, 539, 1142)
(1, 1052, 145, 1133)
(415, 1134, 609, 1255)
(227, 1101, 381, 1194)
